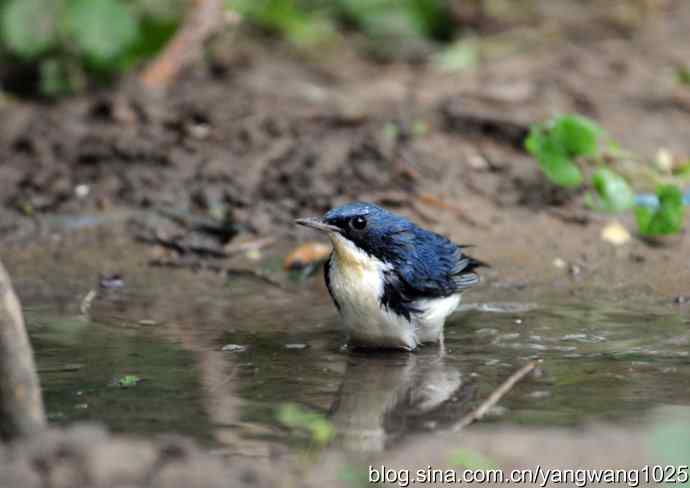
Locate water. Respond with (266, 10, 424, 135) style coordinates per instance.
(7, 239, 690, 454)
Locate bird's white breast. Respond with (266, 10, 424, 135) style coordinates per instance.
(327, 233, 460, 349)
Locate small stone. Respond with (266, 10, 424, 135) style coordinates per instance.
(601, 221, 631, 245)
(552, 257, 567, 269)
(221, 344, 247, 353)
(74, 184, 90, 199)
(284, 343, 308, 350)
(188, 123, 211, 140)
(655, 147, 674, 173)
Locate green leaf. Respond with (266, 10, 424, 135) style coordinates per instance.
(115, 374, 141, 387)
(1, 0, 58, 59)
(591, 168, 635, 212)
(64, 0, 139, 66)
(525, 114, 603, 188)
(550, 114, 602, 157)
(635, 184, 685, 236)
(276, 403, 335, 446)
(525, 125, 583, 187)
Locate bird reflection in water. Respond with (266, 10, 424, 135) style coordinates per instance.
(328, 348, 475, 452)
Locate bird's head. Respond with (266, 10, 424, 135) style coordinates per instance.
(296, 202, 414, 267)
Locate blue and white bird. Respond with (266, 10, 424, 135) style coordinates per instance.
(296, 202, 483, 351)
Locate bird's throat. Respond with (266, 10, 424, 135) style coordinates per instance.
(328, 233, 373, 277)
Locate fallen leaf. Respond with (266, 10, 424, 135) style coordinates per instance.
(284, 242, 331, 271)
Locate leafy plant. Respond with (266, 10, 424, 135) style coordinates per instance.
(1, 0, 58, 59)
(590, 167, 635, 212)
(64, 0, 139, 68)
(525, 114, 686, 237)
(276, 402, 335, 446)
(525, 114, 602, 188)
(0, 0, 182, 95)
(337, 0, 453, 41)
(230, 0, 336, 47)
(230, 0, 456, 52)
(635, 185, 685, 237)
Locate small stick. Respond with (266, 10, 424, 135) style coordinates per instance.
(0, 260, 46, 440)
(140, 0, 224, 90)
(452, 360, 541, 432)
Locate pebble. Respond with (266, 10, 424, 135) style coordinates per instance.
(601, 221, 631, 246)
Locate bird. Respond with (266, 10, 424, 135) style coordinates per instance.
(296, 202, 484, 351)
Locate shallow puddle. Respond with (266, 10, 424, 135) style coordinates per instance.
(7, 239, 690, 455)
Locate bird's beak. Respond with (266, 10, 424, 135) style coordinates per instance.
(295, 217, 340, 233)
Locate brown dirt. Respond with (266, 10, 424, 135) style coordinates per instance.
(3, 1, 690, 296)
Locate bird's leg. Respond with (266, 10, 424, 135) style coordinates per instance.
(438, 332, 446, 357)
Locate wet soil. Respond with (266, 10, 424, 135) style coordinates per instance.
(1, 2, 689, 247)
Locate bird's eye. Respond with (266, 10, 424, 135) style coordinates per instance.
(350, 216, 367, 231)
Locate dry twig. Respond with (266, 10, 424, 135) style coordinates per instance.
(140, 0, 224, 90)
(452, 360, 541, 432)
(0, 260, 45, 440)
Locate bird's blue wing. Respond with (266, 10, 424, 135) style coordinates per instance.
(393, 229, 482, 299)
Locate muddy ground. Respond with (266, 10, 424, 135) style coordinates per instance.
(1, 1, 690, 486)
(2, 2, 690, 299)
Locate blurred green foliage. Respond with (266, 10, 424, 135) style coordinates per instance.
(635, 185, 684, 237)
(276, 402, 335, 446)
(1, 0, 457, 94)
(113, 374, 142, 388)
(525, 114, 602, 188)
(676, 65, 690, 86)
(229, 0, 455, 50)
(526, 114, 685, 237)
(0, 0, 183, 95)
(230, 0, 335, 47)
(590, 167, 635, 212)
